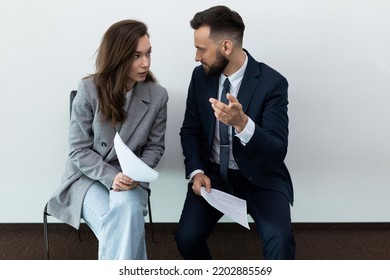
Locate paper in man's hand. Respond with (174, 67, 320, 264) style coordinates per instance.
(201, 187, 250, 229)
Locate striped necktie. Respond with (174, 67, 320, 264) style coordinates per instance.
(219, 78, 233, 193)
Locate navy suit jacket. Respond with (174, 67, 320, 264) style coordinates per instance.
(180, 50, 293, 204)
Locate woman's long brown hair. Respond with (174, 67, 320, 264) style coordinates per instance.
(91, 20, 156, 126)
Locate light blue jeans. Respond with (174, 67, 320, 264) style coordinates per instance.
(81, 182, 148, 260)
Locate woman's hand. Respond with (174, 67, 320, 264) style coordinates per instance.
(112, 172, 139, 191)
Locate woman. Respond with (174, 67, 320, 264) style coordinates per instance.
(47, 20, 168, 260)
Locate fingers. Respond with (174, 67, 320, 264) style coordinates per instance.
(226, 93, 238, 103)
(209, 94, 243, 126)
(209, 94, 238, 106)
(209, 97, 228, 122)
(112, 172, 138, 191)
(209, 94, 241, 113)
(192, 173, 211, 196)
(119, 173, 134, 185)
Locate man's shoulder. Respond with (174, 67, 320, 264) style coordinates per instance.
(192, 64, 206, 77)
(246, 50, 287, 81)
(259, 62, 284, 77)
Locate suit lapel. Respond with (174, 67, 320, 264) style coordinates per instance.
(205, 76, 219, 144)
(237, 51, 261, 113)
(205, 76, 219, 117)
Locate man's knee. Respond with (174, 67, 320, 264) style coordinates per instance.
(174, 227, 211, 259)
(261, 225, 295, 259)
(174, 227, 194, 249)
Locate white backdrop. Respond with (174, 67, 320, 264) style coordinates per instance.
(0, 0, 389, 223)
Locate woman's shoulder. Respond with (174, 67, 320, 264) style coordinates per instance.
(77, 76, 98, 98)
(142, 81, 168, 99)
(146, 80, 166, 91)
(72, 76, 99, 109)
(79, 76, 97, 91)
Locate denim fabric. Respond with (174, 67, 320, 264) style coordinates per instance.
(81, 182, 148, 259)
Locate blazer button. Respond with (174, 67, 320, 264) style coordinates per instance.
(101, 142, 107, 147)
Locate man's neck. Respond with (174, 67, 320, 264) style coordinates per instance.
(223, 49, 246, 77)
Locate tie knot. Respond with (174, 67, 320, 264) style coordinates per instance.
(221, 78, 230, 104)
(223, 78, 230, 90)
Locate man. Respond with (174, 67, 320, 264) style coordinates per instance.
(175, 5, 295, 260)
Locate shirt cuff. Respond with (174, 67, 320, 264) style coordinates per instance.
(189, 169, 204, 181)
(235, 117, 255, 146)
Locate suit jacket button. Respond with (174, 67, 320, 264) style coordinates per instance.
(101, 142, 107, 147)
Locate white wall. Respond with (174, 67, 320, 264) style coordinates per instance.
(1, 0, 389, 223)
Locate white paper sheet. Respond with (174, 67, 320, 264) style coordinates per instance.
(201, 187, 250, 229)
(114, 132, 159, 182)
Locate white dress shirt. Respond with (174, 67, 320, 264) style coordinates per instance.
(190, 52, 255, 180)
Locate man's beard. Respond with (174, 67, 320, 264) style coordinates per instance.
(203, 51, 229, 76)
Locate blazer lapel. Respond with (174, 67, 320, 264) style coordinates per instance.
(237, 51, 261, 113)
(104, 82, 150, 161)
(118, 82, 150, 145)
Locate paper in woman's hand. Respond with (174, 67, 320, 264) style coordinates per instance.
(114, 132, 159, 182)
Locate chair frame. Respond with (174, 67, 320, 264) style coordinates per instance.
(43, 198, 155, 259)
(43, 90, 156, 260)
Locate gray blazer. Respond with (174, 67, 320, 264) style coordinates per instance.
(47, 76, 168, 229)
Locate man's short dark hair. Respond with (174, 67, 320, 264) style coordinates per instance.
(190, 5, 245, 45)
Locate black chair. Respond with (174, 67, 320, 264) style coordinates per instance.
(43, 90, 156, 260)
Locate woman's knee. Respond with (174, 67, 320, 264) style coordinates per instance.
(110, 187, 148, 215)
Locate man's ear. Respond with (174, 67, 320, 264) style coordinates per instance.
(221, 39, 233, 55)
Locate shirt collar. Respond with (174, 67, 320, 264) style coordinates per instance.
(219, 52, 248, 89)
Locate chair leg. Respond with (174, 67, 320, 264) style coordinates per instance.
(43, 206, 49, 260)
(77, 229, 81, 241)
(43, 203, 82, 260)
(148, 196, 156, 243)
